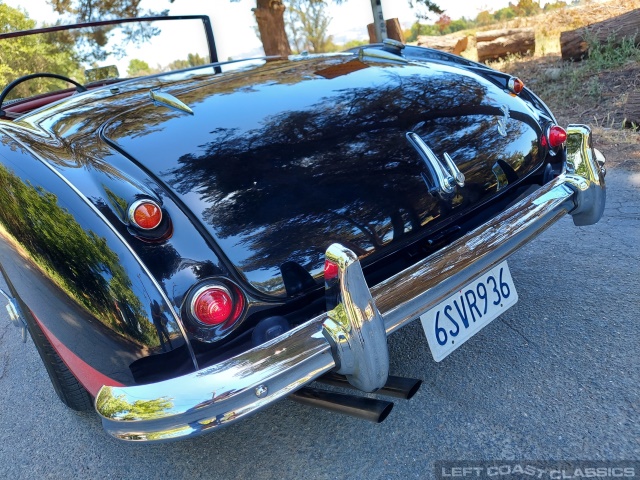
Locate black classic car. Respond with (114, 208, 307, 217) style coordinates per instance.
(0, 16, 605, 442)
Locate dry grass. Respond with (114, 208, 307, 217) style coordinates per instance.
(457, 0, 640, 166)
(461, 0, 640, 58)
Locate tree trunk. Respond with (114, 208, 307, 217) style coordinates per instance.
(560, 9, 640, 61)
(476, 28, 535, 63)
(367, 18, 405, 43)
(623, 91, 640, 129)
(253, 0, 292, 57)
(417, 34, 469, 55)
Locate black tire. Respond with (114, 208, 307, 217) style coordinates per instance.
(28, 316, 93, 411)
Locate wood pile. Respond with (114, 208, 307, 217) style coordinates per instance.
(623, 92, 640, 129)
(476, 28, 535, 63)
(560, 9, 640, 61)
(416, 34, 469, 55)
(367, 18, 405, 44)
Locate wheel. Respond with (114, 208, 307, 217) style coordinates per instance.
(27, 315, 93, 411)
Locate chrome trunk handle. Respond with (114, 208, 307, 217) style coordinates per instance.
(406, 132, 464, 196)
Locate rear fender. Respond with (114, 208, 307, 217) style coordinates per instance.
(0, 130, 195, 394)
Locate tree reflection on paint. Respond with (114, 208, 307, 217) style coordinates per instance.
(0, 163, 160, 346)
(164, 69, 535, 290)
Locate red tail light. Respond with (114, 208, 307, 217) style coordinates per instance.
(129, 200, 162, 230)
(508, 77, 525, 94)
(548, 125, 567, 148)
(191, 285, 244, 326)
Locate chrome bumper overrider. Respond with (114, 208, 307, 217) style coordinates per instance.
(95, 125, 606, 442)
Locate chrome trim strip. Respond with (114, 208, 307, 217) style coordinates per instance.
(95, 125, 605, 442)
(0, 127, 199, 370)
(357, 46, 407, 64)
(0, 286, 27, 342)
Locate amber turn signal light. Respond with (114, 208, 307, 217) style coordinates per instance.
(129, 200, 163, 230)
(508, 77, 525, 95)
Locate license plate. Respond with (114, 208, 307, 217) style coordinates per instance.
(420, 261, 518, 362)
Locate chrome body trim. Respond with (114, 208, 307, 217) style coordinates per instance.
(322, 244, 389, 392)
(357, 46, 407, 64)
(564, 125, 606, 226)
(0, 287, 27, 342)
(406, 132, 457, 195)
(149, 89, 194, 115)
(382, 38, 405, 52)
(96, 125, 605, 442)
(442, 152, 465, 187)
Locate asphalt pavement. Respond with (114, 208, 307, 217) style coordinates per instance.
(0, 167, 637, 479)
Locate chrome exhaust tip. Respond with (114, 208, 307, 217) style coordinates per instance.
(289, 387, 394, 423)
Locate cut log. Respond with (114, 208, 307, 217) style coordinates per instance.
(476, 28, 535, 63)
(623, 91, 640, 129)
(385, 18, 404, 44)
(560, 9, 640, 61)
(416, 34, 469, 55)
(367, 18, 405, 44)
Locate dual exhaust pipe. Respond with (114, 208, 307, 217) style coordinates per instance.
(288, 373, 422, 423)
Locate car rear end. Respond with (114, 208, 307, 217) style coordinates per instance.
(1, 40, 605, 441)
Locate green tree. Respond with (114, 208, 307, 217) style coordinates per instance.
(0, 4, 83, 98)
(127, 58, 152, 77)
(286, 0, 336, 53)
(434, 14, 451, 33)
(46, 0, 444, 58)
(187, 52, 207, 67)
(404, 21, 438, 42)
(47, 0, 167, 63)
(166, 52, 208, 71)
(511, 0, 542, 17)
(407, 0, 443, 19)
(48, 0, 165, 22)
(250, 0, 444, 55)
(404, 16, 472, 41)
(447, 18, 472, 34)
(475, 10, 494, 26)
(543, 1, 568, 11)
(342, 39, 367, 49)
(494, 6, 516, 21)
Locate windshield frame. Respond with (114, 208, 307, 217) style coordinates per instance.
(0, 15, 219, 64)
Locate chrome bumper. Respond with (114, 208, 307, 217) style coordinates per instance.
(96, 125, 606, 442)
